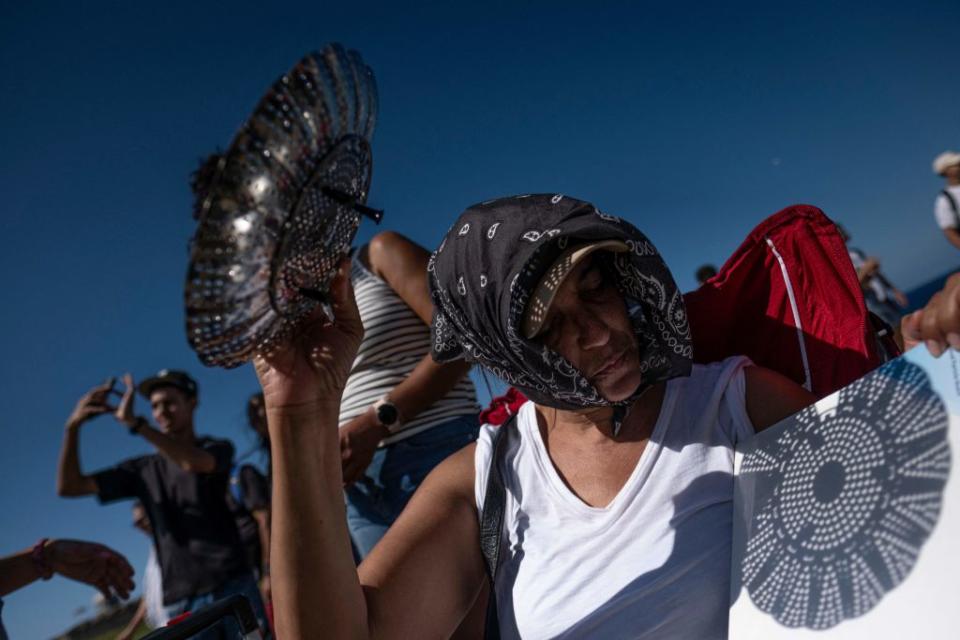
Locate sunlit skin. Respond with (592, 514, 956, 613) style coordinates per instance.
(149, 386, 197, 438)
(538, 253, 644, 402)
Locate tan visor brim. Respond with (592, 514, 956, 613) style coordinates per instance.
(522, 239, 629, 339)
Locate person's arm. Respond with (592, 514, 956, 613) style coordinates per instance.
(0, 539, 133, 600)
(943, 228, 960, 251)
(57, 379, 118, 497)
(116, 597, 147, 640)
(257, 259, 485, 639)
(340, 233, 474, 483)
(744, 366, 817, 432)
(901, 272, 960, 356)
(113, 374, 217, 473)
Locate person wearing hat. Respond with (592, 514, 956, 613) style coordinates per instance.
(56, 370, 269, 639)
(249, 196, 822, 638)
(933, 151, 960, 250)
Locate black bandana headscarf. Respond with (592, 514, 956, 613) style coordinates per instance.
(428, 194, 692, 412)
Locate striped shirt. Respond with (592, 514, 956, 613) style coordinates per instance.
(338, 250, 479, 445)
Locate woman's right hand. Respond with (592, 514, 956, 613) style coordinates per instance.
(254, 258, 364, 412)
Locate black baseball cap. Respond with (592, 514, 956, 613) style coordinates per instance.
(137, 369, 199, 399)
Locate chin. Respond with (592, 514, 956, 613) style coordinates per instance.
(596, 358, 644, 402)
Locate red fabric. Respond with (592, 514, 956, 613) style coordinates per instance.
(480, 204, 891, 424)
(684, 204, 888, 398)
(479, 387, 528, 426)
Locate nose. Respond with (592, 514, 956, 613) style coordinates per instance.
(574, 312, 611, 350)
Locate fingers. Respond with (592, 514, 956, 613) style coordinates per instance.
(122, 373, 134, 392)
(329, 257, 362, 335)
(907, 273, 960, 356)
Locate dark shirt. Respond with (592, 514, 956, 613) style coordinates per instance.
(226, 464, 270, 575)
(93, 437, 249, 605)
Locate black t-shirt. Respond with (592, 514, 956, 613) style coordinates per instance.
(93, 437, 249, 605)
(226, 464, 270, 574)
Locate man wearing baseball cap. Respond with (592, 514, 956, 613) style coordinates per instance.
(56, 369, 269, 639)
(933, 151, 960, 250)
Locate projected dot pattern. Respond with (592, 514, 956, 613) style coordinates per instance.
(740, 358, 951, 629)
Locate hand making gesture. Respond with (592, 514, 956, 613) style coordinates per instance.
(65, 378, 120, 429)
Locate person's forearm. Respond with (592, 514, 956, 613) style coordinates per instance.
(269, 404, 369, 639)
(0, 547, 43, 597)
(137, 426, 216, 473)
(253, 509, 271, 574)
(946, 228, 960, 250)
(118, 598, 146, 639)
(57, 424, 92, 496)
(388, 357, 473, 424)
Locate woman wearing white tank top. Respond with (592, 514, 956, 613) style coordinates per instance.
(253, 195, 956, 639)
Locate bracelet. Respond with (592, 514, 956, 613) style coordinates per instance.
(31, 538, 53, 580)
(128, 416, 148, 436)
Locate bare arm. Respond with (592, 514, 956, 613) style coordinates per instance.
(944, 228, 960, 251)
(253, 509, 271, 576)
(341, 233, 474, 484)
(57, 379, 117, 497)
(365, 231, 474, 419)
(114, 374, 216, 473)
(0, 539, 133, 600)
(744, 365, 817, 432)
(259, 260, 484, 639)
(117, 597, 147, 640)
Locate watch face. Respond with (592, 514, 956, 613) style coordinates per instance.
(376, 403, 399, 426)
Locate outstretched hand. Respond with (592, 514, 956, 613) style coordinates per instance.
(254, 258, 364, 411)
(902, 273, 960, 356)
(113, 373, 138, 428)
(66, 378, 119, 428)
(46, 539, 135, 601)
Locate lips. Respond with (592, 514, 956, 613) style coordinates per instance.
(592, 351, 626, 379)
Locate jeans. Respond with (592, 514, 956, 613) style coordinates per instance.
(163, 572, 270, 640)
(346, 414, 480, 560)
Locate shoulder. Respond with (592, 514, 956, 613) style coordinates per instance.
(417, 441, 477, 507)
(743, 365, 816, 432)
(366, 231, 430, 278)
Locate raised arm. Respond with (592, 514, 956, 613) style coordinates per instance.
(113, 374, 217, 473)
(258, 259, 485, 639)
(341, 232, 474, 483)
(57, 379, 116, 497)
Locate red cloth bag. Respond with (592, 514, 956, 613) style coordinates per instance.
(684, 204, 887, 398)
(480, 204, 891, 423)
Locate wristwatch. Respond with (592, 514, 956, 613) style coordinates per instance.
(372, 397, 402, 431)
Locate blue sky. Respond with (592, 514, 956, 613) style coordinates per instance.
(2, 1, 958, 637)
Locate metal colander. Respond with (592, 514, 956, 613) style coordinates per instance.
(185, 44, 379, 368)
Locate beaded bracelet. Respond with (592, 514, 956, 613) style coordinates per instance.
(31, 538, 53, 580)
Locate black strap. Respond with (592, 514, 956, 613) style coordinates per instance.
(943, 189, 960, 228)
(479, 414, 516, 640)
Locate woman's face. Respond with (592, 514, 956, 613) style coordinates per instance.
(536, 254, 643, 402)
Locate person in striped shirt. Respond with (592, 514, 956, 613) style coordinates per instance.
(337, 231, 481, 560)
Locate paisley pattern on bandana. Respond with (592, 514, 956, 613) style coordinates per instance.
(428, 194, 692, 410)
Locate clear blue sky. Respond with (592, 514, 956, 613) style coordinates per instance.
(2, 1, 958, 637)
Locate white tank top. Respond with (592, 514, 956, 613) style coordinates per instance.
(475, 356, 754, 639)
